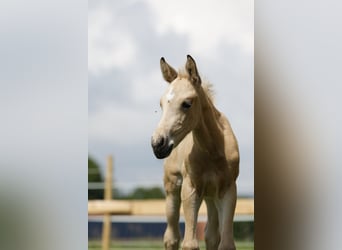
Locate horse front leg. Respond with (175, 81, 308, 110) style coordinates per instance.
(181, 177, 202, 250)
(164, 172, 182, 250)
(204, 198, 220, 250)
(216, 182, 237, 250)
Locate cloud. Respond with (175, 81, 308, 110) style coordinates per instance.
(146, 0, 254, 57)
(131, 70, 167, 103)
(89, 103, 160, 145)
(88, 5, 137, 75)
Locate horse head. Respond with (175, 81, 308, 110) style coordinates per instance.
(151, 55, 203, 159)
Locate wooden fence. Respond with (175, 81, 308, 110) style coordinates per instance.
(90, 155, 254, 250)
(88, 198, 254, 217)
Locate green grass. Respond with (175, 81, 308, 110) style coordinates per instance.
(88, 240, 254, 250)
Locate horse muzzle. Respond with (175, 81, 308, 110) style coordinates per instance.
(151, 136, 174, 159)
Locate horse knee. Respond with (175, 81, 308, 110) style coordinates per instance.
(164, 173, 182, 194)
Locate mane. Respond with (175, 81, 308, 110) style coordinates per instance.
(178, 68, 215, 102)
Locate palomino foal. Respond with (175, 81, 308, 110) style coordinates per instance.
(151, 55, 239, 250)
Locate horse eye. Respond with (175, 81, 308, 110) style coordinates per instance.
(181, 100, 192, 110)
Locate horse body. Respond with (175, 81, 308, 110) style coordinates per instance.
(152, 55, 239, 250)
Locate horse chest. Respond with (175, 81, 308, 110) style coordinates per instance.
(185, 156, 231, 197)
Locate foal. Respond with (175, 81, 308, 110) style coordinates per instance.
(151, 55, 239, 250)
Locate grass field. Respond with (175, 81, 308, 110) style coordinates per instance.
(88, 240, 254, 250)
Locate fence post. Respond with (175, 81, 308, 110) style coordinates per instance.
(102, 155, 113, 250)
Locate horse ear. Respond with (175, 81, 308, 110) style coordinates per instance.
(185, 55, 201, 86)
(160, 57, 178, 83)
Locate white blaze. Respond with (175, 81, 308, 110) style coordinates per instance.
(166, 87, 175, 101)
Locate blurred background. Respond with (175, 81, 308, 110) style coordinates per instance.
(88, 1, 254, 248)
(1, 1, 342, 250)
(88, 0, 254, 198)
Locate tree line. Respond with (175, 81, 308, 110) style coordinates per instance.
(88, 156, 165, 200)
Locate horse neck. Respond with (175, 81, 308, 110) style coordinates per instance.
(192, 90, 224, 156)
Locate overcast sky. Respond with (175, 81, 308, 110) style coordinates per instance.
(88, 0, 254, 196)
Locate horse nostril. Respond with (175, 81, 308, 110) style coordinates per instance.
(157, 137, 165, 147)
(152, 136, 168, 149)
(151, 135, 173, 159)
